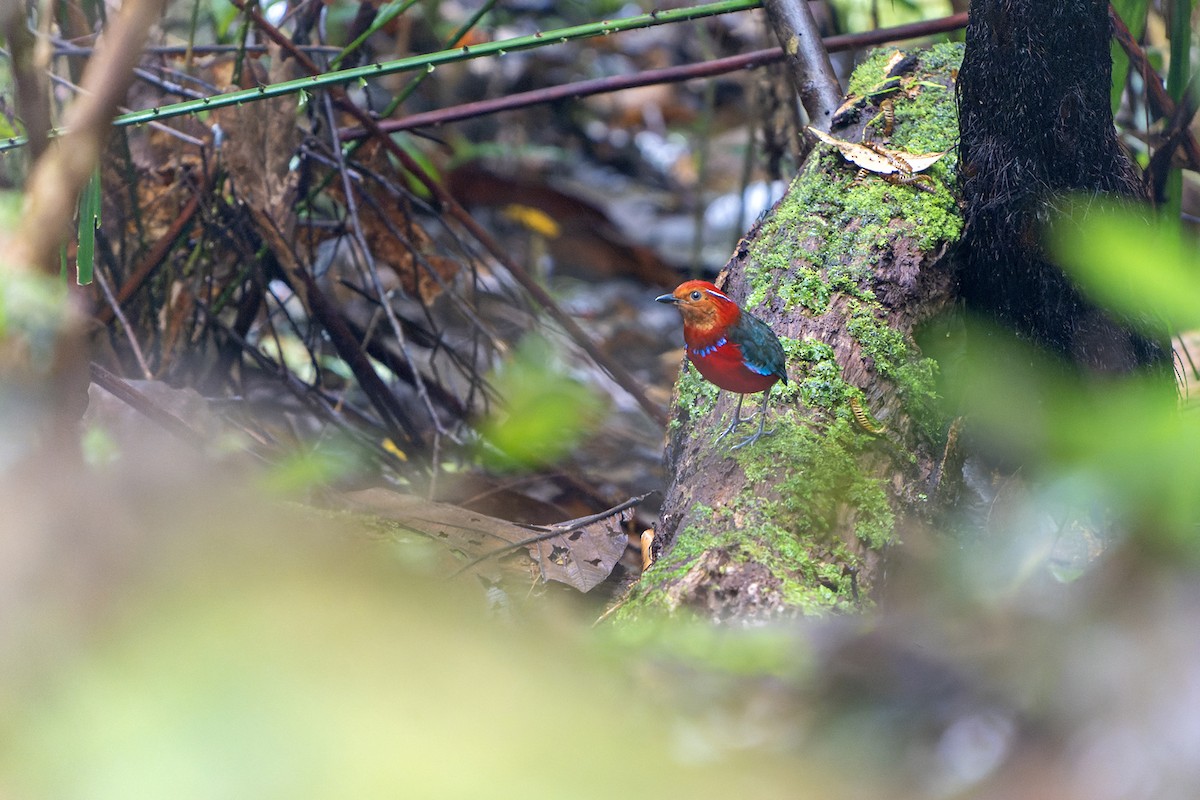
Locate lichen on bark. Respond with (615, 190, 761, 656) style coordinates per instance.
(619, 43, 965, 623)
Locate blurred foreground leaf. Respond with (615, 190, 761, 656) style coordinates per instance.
(1049, 197, 1200, 331)
(935, 322, 1200, 560)
(0, 475, 814, 800)
(480, 334, 605, 470)
(343, 486, 631, 591)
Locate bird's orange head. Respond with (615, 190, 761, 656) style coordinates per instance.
(655, 280, 740, 335)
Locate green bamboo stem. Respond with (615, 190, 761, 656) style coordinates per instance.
(0, 0, 762, 153)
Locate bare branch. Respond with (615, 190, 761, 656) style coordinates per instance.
(763, 0, 843, 130)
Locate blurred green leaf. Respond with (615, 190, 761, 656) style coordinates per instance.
(0, 500, 822, 800)
(1049, 197, 1200, 331)
(935, 320, 1200, 560)
(480, 334, 605, 470)
(261, 440, 362, 493)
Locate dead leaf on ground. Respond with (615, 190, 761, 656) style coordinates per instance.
(339, 488, 641, 592)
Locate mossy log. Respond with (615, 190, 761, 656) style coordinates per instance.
(622, 44, 965, 622)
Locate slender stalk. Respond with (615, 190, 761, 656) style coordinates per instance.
(0, 0, 763, 153)
(1162, 0, 1192, 217)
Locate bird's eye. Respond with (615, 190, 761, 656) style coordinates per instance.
(689, 290, 702, 300)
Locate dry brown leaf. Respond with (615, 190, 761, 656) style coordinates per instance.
(524, 514, 630, 593)
(216, 48, 301, 226)
(340, 487, 638, 592)
(808, 126, 946, 175)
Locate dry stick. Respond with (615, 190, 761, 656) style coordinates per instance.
(230, 0, 670, 428)
(1, 5, 51, 160)
(763, 0, 844, 131)
(294, 255, 427, 451)
(89, 361, 209, 449)
(195, 300, 408, 468)
(341, 14, 970, 140)
(318, 92, 447, 444)
(16, 0, 164, 274)
(1146, 86, 1200, 200)
(1109, 5, 1200, 173)
(8, 0, 165, 445)
(93, 268, 154, 379)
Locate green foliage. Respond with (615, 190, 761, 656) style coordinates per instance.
(260, 440, 365, 493)
(937, 322, 1200, 560)
(1049, 197, 1200, 331)
(828, 0, 955, 34)
(0, 499, 824, 799)
(74, 167, 100, 287)
(479, 334, 606, 470)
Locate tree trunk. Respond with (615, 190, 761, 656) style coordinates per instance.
(620, 44, 965, 621)
(956, 0, 1170, 373)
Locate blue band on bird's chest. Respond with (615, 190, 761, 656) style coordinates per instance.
(691, 336, 727, 359)
(746, 362, 774, 376)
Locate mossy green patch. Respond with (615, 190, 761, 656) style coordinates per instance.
(603, 610, 813, 676)
(736, 414, 894, 551)
(668, 360, 720, 431)
(621, 410, 892, 617)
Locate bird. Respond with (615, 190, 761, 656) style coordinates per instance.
(656, 280, 787, 449)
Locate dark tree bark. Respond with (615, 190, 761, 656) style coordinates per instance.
(956, 0, 1171, 373)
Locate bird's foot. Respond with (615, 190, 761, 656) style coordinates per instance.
(729, 417, 773, 451)
(715, 414, 749, 442)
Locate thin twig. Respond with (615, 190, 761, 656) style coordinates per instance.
(319, 93, 448, 442)
(1109, 4, 1200, 173)
(88, 362, 209, 449)
(95, 181, 204, 325)
(229, 0, 671, 428)
(94, 268, 153, 379)
(15, 0, 165, 274)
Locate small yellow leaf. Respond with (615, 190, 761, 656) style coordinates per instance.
(501, 204, 561, 238)
(381, 438, 407, 462)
